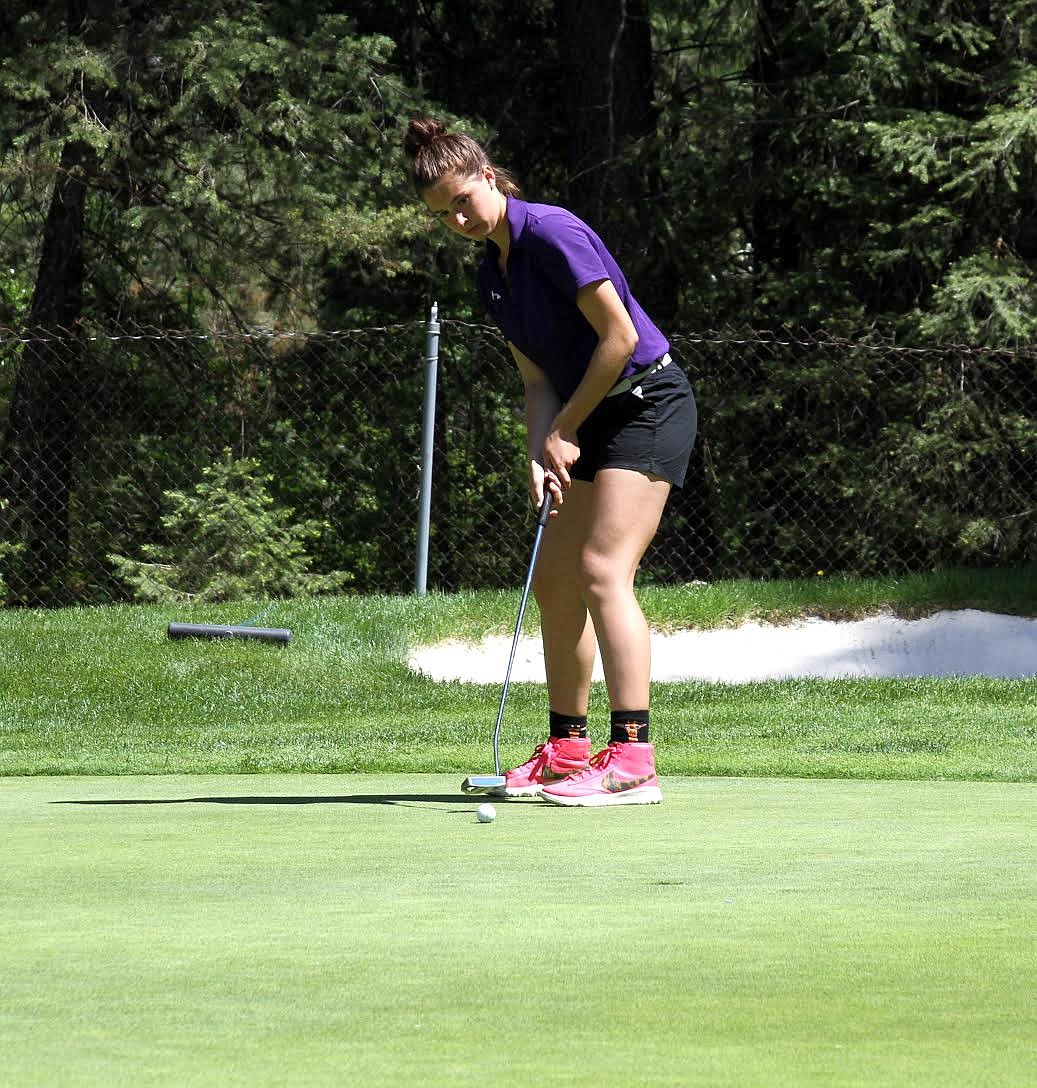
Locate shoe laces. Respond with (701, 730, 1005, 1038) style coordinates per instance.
(559, 742, 617, 783)
(510, 743, 546, 773)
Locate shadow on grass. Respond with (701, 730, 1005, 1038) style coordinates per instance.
(54, 794, 480, 807)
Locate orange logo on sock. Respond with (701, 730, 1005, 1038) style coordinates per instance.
(624, 723, 641, 743)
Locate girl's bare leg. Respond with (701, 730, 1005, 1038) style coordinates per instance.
(533, 470, 671, 713)
(531, 483, 598, 716)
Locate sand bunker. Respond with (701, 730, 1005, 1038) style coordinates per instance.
(409, 609, 1037, 685)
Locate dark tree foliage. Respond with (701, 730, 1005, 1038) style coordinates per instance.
(0, 0, 1033, 604)
(0, 0, 438, 598)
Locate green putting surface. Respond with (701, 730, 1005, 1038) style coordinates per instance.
(3, 774, 1034, 1086)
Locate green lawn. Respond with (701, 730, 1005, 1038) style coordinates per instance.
(3, 773, 1034, 1087)
(4, 570, 1035, 1085)
(1, 569, 1035, 780)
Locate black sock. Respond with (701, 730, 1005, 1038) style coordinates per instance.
(610, 710, 650, 744)
(549, 711, 588, 740)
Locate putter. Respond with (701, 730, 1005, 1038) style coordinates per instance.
(461, 490, 554, 794)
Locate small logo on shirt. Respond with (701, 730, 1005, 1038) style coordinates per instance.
(491, 291, 502, 302)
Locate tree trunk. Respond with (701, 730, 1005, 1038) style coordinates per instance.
(553, 0, 668, 309)
(749, 0, 804, 306)
(0, 0, 100, 605)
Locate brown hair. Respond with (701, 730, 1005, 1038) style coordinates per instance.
(403, 117, 522, 198)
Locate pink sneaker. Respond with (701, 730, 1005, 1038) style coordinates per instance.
(539, 742, 662, 807)
(489, 736, 591, 799)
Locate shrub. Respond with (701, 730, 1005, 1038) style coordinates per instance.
(109, 449, 350, 603)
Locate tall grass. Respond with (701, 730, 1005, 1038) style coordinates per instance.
(2, 568, 1034, 779)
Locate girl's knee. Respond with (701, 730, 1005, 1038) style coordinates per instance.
(577, 548, 631, 604)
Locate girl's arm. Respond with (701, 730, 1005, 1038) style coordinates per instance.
(509, 342, 566, 513)
(543, 278, 638, 487)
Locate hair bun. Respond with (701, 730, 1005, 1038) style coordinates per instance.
(404, 117, 447, 159)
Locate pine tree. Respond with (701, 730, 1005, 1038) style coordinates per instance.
(647, 0, 1037, 340)
(0, 0, 430, 599)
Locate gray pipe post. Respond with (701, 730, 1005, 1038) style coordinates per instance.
(415, 301, 440, 594)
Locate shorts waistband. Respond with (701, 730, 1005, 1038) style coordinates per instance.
(605, 353, 672, 398)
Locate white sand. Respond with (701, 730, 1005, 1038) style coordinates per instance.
(409, 609, 1037, 685)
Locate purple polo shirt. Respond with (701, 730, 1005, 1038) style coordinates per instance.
(477, 199, 669, 401)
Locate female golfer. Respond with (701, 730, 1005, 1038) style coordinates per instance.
(405, 117, 697, 806)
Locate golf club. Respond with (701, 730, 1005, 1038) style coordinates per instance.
(461, 489, 554, 794)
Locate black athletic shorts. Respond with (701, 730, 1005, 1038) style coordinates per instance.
(571, 357, 698, 488)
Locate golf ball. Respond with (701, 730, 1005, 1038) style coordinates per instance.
(476, 803, 496, 824)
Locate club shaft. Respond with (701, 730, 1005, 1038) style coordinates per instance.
(491, 492, 553, 775)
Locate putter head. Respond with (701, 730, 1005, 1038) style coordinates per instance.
(460, 774, 506, 795)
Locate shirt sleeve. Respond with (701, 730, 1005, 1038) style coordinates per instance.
(531, 217, 611, 299)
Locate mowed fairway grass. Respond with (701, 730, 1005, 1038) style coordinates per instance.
(2, 570, 1036, 1085)
(3, 774, 1034, 1087)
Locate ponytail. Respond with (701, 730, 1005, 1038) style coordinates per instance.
(403, 117, 523, 198)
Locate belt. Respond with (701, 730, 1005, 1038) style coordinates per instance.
(606, 353, 671, 398)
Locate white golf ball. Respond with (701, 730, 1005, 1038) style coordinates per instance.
(476, 803, 496, 824)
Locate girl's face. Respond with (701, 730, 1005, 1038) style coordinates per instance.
(423, 167, 506, 243)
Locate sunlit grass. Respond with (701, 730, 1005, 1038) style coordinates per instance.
(1, 567, 1034, 779)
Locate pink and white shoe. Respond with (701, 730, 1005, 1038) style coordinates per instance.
(539, 742, 662, 807)
(489, 736, 591, 799)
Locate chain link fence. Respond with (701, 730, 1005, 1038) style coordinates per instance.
(1, 318, 1034, 608)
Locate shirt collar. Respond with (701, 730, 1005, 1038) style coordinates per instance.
(486, 197, 529, 261)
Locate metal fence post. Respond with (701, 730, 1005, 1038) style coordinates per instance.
(415, 302, 440, 594)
